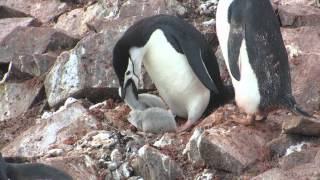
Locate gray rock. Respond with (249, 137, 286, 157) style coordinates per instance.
(282, 115, 320, 136)
(128, 107, 177, 134)
(118, 162, 134, 178)
(279, 149, 318, 170)
(194, 169, 216, 180)
(0, 78, 43, 121)
(153, 133, 175, 148)
(44, 30, 121, 107)
(47, 148, 64, 157)
(131, 145, 184, 180)
(199, 0, 218, 16)
(1, 54, 56, 83)
(267, 134, 308, 157)
(183, 128, 205, 166)
(2, 101, 100, 157)
(0, 27, 78, 63)
(110, 149, 122, 164)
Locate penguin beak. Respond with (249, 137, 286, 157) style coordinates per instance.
(122, 79, 139, 100)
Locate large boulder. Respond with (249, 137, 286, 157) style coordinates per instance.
(54, 2, 116, 38)
(44, 30, 121, 107)
(282, 26, 320, 113)
(0, 17, 39, 43)
(277, 4, 320, 27)
(0, 0, 70, 23)
(1, 101, 100, 157)
(0, 27, 79, 63)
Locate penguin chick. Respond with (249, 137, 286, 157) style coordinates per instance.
(128, 107, 177, 134)
(124, 83, 167, 110)
(0, 153, 73, 180)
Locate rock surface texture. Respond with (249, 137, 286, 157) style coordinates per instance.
(0, 0, 319, 179)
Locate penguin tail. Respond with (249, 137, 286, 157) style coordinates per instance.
(283, 95, 313, 118)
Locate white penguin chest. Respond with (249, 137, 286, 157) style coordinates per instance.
(129, 29, 210, 117)
(216, 0, 261, 114)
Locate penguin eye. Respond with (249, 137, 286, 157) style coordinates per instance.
(126, 71, 131, 76)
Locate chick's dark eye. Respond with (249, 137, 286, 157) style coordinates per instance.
(126, 71, 131, 75)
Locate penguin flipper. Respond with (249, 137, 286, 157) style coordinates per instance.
(227, 19, 244, 81)
(179, 38, 219, 93)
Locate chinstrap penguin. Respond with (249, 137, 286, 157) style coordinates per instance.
(216, 0, 312, 124)
(113, 14, 229, 132)
(0, 153, 73, 180)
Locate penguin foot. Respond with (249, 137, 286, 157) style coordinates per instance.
(176, 120, 194, 133)
(255, 114, 267, 121)
(231, 114, 255, 126)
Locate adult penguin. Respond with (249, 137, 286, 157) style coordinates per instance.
(113, 14, 229, 132)
(216, 0, 311, 124)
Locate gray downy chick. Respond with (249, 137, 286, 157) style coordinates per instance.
(128, 107, 177, 134)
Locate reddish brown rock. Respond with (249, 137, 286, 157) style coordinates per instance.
(0, 17, 39, 43)
(282, 115, 320, 136)
(252, 168, 291, 180)
(0, 0, 69, 23)
(39, 155, 98, 180)
(279, 149, 318, 170)
(54, 2, 113, 38)
(0, 27, 78, 63)
(282, 26, 320, 112)
(277, 5, 320, 27)
(272, 0, 315, 6)
(198, 125, 270, 174)
(118, 0, 183, 19)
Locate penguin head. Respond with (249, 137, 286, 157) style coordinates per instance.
(113, 54, 140, 100)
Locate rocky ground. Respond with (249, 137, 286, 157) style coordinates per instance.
(0, 0, 319, 179)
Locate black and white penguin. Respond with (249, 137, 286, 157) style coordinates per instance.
(0, 153, 73, 180)
(113, 14, 228, 132)
(216, 0, 311, 123)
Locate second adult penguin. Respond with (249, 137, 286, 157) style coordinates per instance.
(113, 15, 228, 132)
(216, 0, 311, 124)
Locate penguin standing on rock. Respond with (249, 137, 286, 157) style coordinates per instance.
(113, 14, 229, 132)
(216, 0, 312, 124)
